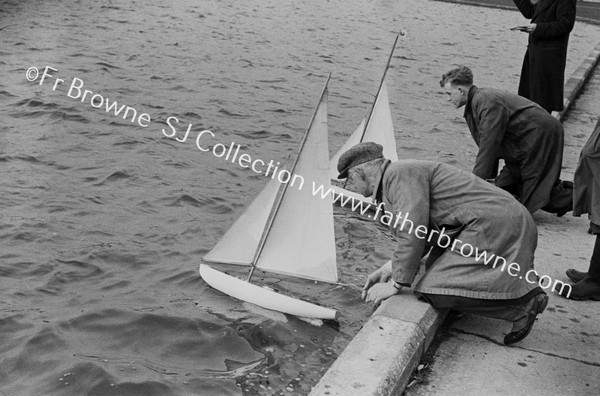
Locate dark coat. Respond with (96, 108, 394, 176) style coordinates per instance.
(374, 160, 540, 300)
(574, 119, 600, 228)
(513, 0, 576, 112)
(463, 86, 564, 213)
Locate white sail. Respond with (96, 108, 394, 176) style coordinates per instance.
(256, 90, 338, 282)
(363, 81, 398, 162)
(203, 176, 282, 265)
(329, 118, 366, 180)
(330, 33, 402, 181)
(203, 83, 337, 284)
(329, 80, 398, 183)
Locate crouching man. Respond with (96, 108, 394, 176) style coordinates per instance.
(338, 142, 548, 345)
(440, 66, 572, 215)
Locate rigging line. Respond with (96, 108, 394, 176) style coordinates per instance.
(332, 281, 361, 290)
(247, 73, 332, 282)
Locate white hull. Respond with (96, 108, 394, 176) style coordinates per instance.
(199, 264, 339, 320)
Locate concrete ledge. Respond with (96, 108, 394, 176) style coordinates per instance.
(309, 294, 447, 396)
(310, 316, 424, 395)
(374, 293, 447, 352)
(555, 42, 600, 121)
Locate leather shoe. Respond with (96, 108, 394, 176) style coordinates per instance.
(566, 268, 588, 283)
(555, 276, 600, 301)
(504, 293, 548, 345)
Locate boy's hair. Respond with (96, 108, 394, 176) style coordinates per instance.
(440, 66, 474, 87)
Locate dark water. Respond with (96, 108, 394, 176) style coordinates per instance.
(1, 0, 598, 395)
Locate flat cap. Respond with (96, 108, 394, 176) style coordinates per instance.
(337, 142, 384, 179)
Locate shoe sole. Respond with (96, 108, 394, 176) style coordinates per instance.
(504, 294, 548, 345)
(556, 278, 600, 300)
(567, 294, 600, 301)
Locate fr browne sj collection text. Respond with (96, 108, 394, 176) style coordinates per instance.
(26, 65, 300, 182)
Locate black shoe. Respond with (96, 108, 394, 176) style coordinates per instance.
(566, 268, 587, 283)
(555, 276, 600, 301)
(504, 293, 548, 345)
(544, 181, 573, 217)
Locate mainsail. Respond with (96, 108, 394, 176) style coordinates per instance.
(257, 90, 338, 282)
(203, 76, 338, 284)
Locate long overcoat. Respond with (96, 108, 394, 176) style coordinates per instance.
(374, 159, 540, 300)
(464, 86, 564, 213)
(513, 0, 576, 112)
(573, 119, 600, 228)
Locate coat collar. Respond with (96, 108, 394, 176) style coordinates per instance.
(374, 159, 392, 204)
(463, 85, 478, 119)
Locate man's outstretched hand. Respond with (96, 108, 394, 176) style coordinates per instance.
(363, 282, 400, 305)
(362, 260, 396, 303)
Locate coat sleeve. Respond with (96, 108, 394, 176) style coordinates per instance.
(532, 0, 576, 40)
(383, 166, 430, 286)
(512, 0, 534, 18)
(471, 94, 509, 180)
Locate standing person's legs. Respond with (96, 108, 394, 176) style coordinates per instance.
(560, 233, 600, 300)
(518, 49, 531, 100)
(588, 234, 600, 280)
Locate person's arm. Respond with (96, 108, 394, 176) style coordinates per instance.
(471, 94, 509, 180)
(512, 0, 535, 19)
(384, 165, 431, 286)
(362, 167, 431, 305)
(532, 0, 576, 39)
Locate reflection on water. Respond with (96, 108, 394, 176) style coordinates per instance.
(1, 0, 598, 394)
